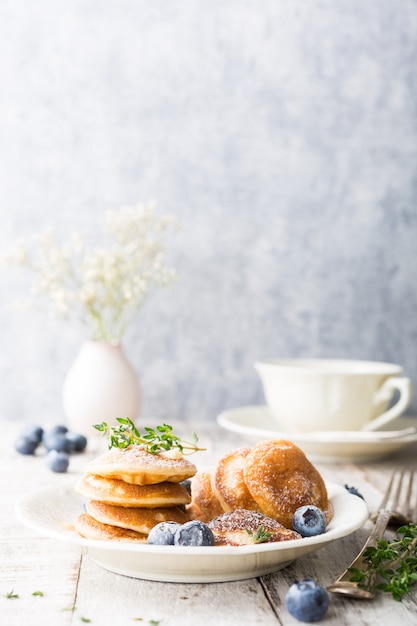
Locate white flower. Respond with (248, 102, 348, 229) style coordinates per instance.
(1, 202, 179, 342)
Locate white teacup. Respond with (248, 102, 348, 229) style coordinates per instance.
(254, 358, 412, 432)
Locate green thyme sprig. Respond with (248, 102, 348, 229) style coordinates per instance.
(93, 417, 204, 455)
(349, 523, 417, 601)
(246, 525, 273, 544)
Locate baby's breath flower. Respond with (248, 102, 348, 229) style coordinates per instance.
(1, 203, 179, 342)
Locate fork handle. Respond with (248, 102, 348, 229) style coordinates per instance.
(328, 509, 392, 588)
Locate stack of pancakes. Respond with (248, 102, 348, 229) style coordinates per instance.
(74, 445, 197, 542)
(188, 439, 333, 531)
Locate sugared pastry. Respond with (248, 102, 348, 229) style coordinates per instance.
(187, 470, 224, 521)
(85, 445, 197, 485)
(76, 473, 191, 508)
(243, 439, 333, 528)
(212, 447, 261, 513)
(208, 509, 302, 546)
(74, 513, 148, 542)
(85, 500, 189, 534)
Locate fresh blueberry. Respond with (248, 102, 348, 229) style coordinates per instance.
(45, 450, 70, 473)
(344, 485, 364, 500)
(180, 479, 192, 496)
(20, 424, 44, 443)
(46, 424, 69, 435)
(292, 505, 327, 537)
(148, 522, 181, 545)
(15, 435, 40, 456)
(42, 431, 72, 453)
(66, 432, 88, 453)
(285, 578, 329, 623)
(174, 520, 215, 546)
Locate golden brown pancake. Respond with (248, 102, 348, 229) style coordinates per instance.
(85, 445, 197, 485)
(74, 513, 147, 542)
(208, 509, 302, 546)
(212, 447, 261, 513)
(76, 473, 191, 508)
(188, 470, 224, 521)
(85, 499, 189, 534)
(243, 439, 333, 528)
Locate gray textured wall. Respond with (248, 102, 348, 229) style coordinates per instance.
(1, 1, 417, 425)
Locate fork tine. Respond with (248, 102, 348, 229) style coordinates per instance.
(378, 468, 402, 510)
(404, 470, 414, 521)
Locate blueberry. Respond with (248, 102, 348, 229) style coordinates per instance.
(285, 578, 329, 623)
(174, 520, 215, 546)
(42, 431, 72, 453)
(344, 485, 364, 500)
(45, 450, 70, 473)
(180, 479, 192, 496)
(148, 522, 181, 545)
(292, 506, 327, 537)
(15, 435, 40, 456)
(20, 424, 44, 443)
(46, 424, 68, 435)
(66, 432, 88, 453)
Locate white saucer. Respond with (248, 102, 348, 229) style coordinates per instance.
(217, 406, 417, 463)
(16, 481, 368, 583)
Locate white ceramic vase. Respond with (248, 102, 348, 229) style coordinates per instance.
(63, 341, 141, 436)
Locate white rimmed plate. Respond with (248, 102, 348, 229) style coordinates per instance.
(217, 406, 417, 463)
(16, 481, 368, 583)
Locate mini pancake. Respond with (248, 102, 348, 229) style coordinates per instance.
(85, 500, 189, 534)
(74, 513, 147, 542)
(189, 470, 224, 521)
(76, 473, 191, 508)
(85, 445, 197, 485)
(212, 447, 261, 513)
(243, 439, 333, 529)
(186, 501, 207, 522)
(208, 509, 302, 546)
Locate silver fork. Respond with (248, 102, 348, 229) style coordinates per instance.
(327, 468, 416, 599)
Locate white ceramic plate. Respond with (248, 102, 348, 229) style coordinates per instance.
(217, 406, 417, 463)
(16, 481, 367, 583)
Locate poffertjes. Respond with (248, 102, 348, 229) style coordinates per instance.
(85, 499, 189, 534)
(188, 470, 224, 522)
(74, 513, 148, 542)
(85, 445, 197, 485)
(188, 439, 333, 530)
(208, 508, 302, 545)
(212, 447, 261, 513)
(76, 473, 191, 508)
(243, 439, 333, 528)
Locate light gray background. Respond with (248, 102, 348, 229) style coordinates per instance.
(1, 0, 416, 425)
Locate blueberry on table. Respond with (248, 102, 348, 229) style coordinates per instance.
(42, 432, 72, 453)
(174, 520, 215, 546)
(14, 435, 40, 456)
(45, 450, 70, 473)
(285, 578, 329, 623)
(20, 424, 44, 443)
(292, 506, 327, 537)
(148, 522, 181, 545)
(66, 432, 88, 453)
(46, 424, 69, 435)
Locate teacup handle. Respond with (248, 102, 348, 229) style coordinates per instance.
(361, 376, 412, 431)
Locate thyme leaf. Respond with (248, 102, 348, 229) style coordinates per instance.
(93, 418, 204, 455)
(246, 525, 273, 544)
(349, 523, 417, 600)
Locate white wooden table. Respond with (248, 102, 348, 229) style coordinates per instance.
(2, 419, 417, 626)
